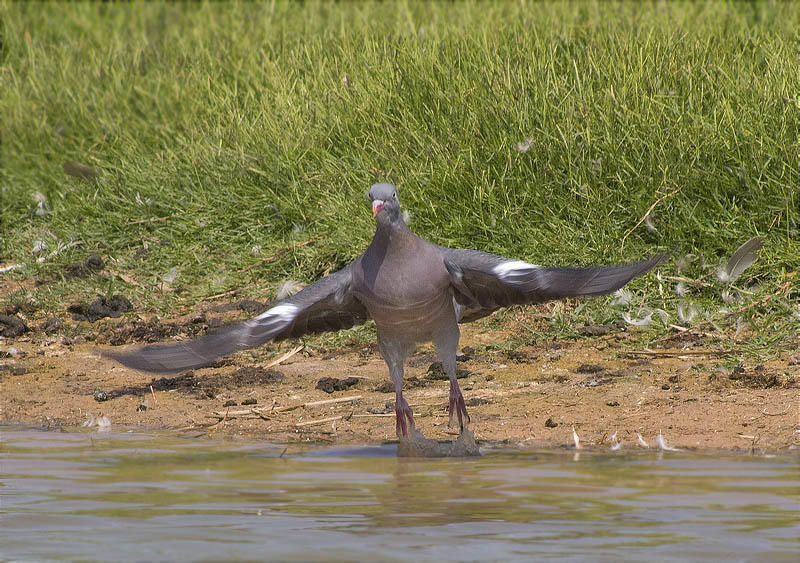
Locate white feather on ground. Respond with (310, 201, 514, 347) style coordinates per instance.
(637, 432, 650, 448)
(735, 317, 750, 337)
(675, 253, 697, 274)
(657, 430, 681, 452)
(623, 308, 669, 327)
(572, 426, 581, 450)
(716, 236, 764, 283)
(677, 302, 698, 324)
(610, 431, 622, 451)
(611, 288, 633, 307)
(276, 279, 304, 300)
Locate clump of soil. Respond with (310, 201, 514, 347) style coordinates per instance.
(728, 365, 791, 389)
(229, 367, 285, 386)
(426, 362, 470, 380)
(64, 255, 104, 279)
(316, 376, 360, 393)
(99, 317, 211, 345)
(3, 301, 38, 316)
(575, 364, 604, 374)
(210, 300, 267, 315)
(505, 350, 531, 362)
(581, 324, 613, 336)
(68, 295, 132, 322)
(374, 376, 427, 393)
(0, 314, 28, 337)
(40, 317, 63, 334)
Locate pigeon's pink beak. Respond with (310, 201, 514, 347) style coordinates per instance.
(372, 200, 384, 217)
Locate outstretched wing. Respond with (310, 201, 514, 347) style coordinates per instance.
(442, 249, 667, 322)
(106, 264, 369, 373)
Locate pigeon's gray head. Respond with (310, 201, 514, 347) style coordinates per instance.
(368, 183, 401, 221)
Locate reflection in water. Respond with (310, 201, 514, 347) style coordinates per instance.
(1, 428, 798, 561)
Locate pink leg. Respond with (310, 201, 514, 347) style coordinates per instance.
(448, 378, 470, 431)
(395, 392, 416, 438)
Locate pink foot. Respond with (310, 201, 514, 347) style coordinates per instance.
(395, 393, 416, 438)
(448, 378, 470, 431)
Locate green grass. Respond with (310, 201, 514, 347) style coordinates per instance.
(1, 2, 798, 354)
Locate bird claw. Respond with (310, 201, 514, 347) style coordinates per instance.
(448, 378, 470, 432)
(395, 393, 416, 438)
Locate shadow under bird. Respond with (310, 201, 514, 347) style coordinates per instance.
(107, 183, 666, 439)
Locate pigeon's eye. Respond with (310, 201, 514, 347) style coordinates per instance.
(393, 192, 397, 199)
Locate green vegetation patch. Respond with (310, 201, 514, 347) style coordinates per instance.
(1, 2, 798, 354)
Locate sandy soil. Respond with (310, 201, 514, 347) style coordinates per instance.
(2, 298, 798, 454)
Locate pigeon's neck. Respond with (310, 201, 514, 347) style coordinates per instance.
(368, 215, 414, 258)
(374, 214, 410, 243)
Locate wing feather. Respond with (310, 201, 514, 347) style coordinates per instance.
(106, 264, 368, 373)
(443, 248, 667, 323)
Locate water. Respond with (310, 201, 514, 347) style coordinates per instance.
(1, 427, 798, 561)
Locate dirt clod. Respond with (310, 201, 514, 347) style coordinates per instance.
(93, 390, 110, 402)
(40, 317, 63, 334)
(575, 364, 604, 374)
(606, 401, 620, 407)
(466, 397, 492, 406)
(68, 295, 132, 322)
(316, 376, 360, 394)
(426, 362, 469, 380)
(230, 367, 285, 386)
(578, 376, 613, 387)
(223, 400, 237, 407)
(544, 417, 558, 428)
(374, 376, 426, 393)
(241, 398, 257, 406)
(581, 324, 612, 336)
(0, 315, 28, 338)
(136, 403, 147, 412)
(64, 255, 104, 279)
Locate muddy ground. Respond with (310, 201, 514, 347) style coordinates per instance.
(2, 287, 799, 454)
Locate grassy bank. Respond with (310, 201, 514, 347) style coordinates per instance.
(1, 2, 798, 354)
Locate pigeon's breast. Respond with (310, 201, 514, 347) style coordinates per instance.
(351, 247, 455, 339)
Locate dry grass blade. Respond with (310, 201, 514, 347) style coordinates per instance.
(295, 415, 343, 427)
(266, 345, 303, 367)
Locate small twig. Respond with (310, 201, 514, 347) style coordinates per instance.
(295, 415, 343, 427)
(351, 413, 395, 418)
(126, 216, 171, 225)
(761, 406, 790, 417)
(238, 239, 314, 273)
(149, 385, 158, 406)
(303, 395, 362, 408)
(620, 186, 680, 252)
(210, 407, 270, 418)
(624, 349, 732, 358)
(266, 345, 303, 367)
(663, 275, 714, 288)
(202, 288, 239, 301)
(267, 395, 363, 415)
